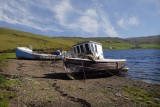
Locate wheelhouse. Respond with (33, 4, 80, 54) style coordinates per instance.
(72, 41, 104, 59)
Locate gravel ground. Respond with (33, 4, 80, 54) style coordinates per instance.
(1, 59, 160, 107)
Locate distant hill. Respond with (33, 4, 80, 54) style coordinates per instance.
(125, 35, 160, 49)
(0, 27, 159, 52)
(126, 35, 160, 44)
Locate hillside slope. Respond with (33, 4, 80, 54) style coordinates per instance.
(0, 27, 76, 51)
(126, 35, 160, 49)
(0, 27, 159, 52)
(126, 35, 160, 44)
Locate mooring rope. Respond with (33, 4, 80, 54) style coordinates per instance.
(81, 59, 87, 79)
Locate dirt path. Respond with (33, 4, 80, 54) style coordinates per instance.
(1, 59, 160, 107)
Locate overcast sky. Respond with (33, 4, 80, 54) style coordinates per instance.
(0, 0, 160, 38)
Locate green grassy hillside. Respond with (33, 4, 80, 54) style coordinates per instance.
(0, 27, 76, 52)
(0, 27, 159, 52)
(126, 35, 160, 44)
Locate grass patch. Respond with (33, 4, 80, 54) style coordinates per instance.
(0, 74, 17, 107)
(0, 53, 16, 62)
(0, 53, 16, 67)
(0, 53, 18, 107)
(0, 90, 16, 107)
(123, 86, 160, 106)
(0, 99, 10, 107)
(139, 43, 160, 49)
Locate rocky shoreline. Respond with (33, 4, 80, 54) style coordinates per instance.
(0, 59, 160, 107)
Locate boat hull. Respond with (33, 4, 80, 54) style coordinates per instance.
(16, 47, 62, 60)
(63, 57, 127, 79)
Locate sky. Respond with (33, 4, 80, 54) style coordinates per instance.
(0, 0, 160, 38)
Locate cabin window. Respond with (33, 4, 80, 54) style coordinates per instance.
(85, 44, 89, 52)
(77, 46, 80, 54)
(73, 47, 76, 54)
(80, 45, 84, 53)
(91, 44, 94, 52)
(95, 45, 98, 53)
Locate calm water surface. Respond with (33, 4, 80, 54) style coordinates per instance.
(104, 49, 160, 84)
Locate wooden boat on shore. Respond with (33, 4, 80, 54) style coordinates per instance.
(63, 41, 128, 79)
(16, 47, 62, 60)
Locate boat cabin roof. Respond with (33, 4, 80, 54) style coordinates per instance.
(72, 41, 102, 47)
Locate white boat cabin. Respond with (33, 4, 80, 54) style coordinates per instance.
(72, 41, 104, 60)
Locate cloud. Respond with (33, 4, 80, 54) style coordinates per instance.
(77, 9, 99, 33)
(85, 9, 97, 17)
(52, 0, 119, 37)
(0, 0, 63, 32)
(52, 0, 73, 26)
(118, 17, 140, 28)
(90, 1, 119, 37)
(98, 10, 119, 37)
(51, 1, 98, 33)
(50, 1, 99, 34)
(0, 0, 119, 37)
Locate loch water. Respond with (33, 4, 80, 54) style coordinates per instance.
(104, 49, 160, 84)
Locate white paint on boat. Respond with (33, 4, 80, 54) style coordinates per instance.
(16, 47, 62, 60)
